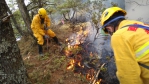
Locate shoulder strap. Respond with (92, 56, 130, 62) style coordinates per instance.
(121, 24, 149, 30)
(121, 24, 149, 70)
(138, 62, 149, 70)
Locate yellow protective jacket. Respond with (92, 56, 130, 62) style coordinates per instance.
(111, 20, 149, 84)
(31, 14, 51, 36)
(31, 14, 56, 45)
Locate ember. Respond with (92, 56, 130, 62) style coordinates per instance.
(66, 59, 74, 70)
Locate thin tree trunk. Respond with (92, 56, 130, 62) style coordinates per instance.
(71, 10, 76, 20)
(0, 0, 30, 83)
(38, 0, 42, 8)
(63, 13, 68, 21)
(6, 3, 24, 36)
(16, 0, 33, 36)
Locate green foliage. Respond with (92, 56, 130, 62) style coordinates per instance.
(11, 10, 26, 37)
(101, 7, 106, 13)
(50, 56, 66, 71)
(91, 13, 99, 26)
(56, 1, 72, 15)
(24, 62, 34, 70)
(57, 0, 81, 9)
(111, 2, 118, 7)
(13, 10, 22, 20)
(39, 55, 49, 60)
(55, 0, 85, 21)
(65, 46, 82, 55)
(7, 0, 121, 38)
(47, 7, 57, 14)
(90, 0, 119, 29)
(90, 0, 106, 28)
(29, 69, 40, 82)
(12, 27, 20, 38)
(42, 70, 51, 83)
(100, 67, 107, 72)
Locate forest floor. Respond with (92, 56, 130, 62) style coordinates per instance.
(17, 22, 91, 84)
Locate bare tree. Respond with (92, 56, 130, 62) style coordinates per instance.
(0, 0, 30, 83)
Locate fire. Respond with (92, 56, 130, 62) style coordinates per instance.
(86, 68, 95, 80)
(67, 59, 75, 70)
(78, 62, 84, 67)
(66, 54, 84, 70)
(95, 79, 102, 84)
(63, 22, 119, 84)
(64, 23, 105, 84)
(75, 26, 89, 45)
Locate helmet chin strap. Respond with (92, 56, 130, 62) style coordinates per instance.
(108, 31, 113, 35)
(110, 26, 118, 35)
(110, 26, 116, 35)
(113, 26, 116, 32)
(108, 26, 115, 35)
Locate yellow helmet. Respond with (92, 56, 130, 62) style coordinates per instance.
(38, 8, 47, 18)
(100, 7, 126, 26)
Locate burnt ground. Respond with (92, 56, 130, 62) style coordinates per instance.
(17, 23, 91, 84)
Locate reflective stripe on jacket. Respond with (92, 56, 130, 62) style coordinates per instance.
(136, 41, 149, 60)
(121, 24, 149, 61)
(111, 20, 149, 84)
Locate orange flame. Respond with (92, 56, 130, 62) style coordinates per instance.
(95, 79, 102, 84)
(65, 24, 103, 83)
(67, 59, 75, 70)
(86, 69, 95, 80)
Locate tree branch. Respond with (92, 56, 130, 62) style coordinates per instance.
(126, 1, 149, 6)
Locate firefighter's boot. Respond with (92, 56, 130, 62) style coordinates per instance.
(38, 44, 44, 56)
(52, 36, 62, 46)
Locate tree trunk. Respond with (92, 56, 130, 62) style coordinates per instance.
(71, 10, 76, 20)
(38, 0, 42, 8)
(0, 0, 30, 83)
(6, 3, 24, 36)
(62, 13, 68, 21)
(16, 0, 33, 36)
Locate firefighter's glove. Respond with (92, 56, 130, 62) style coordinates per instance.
(44, 35, 49, 39)
(44, 25, 49, 30)
(44, 27, 49, 30)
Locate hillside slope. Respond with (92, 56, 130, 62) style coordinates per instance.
(18, 23, 90, 84)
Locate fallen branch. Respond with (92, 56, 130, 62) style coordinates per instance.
(89, 63, 106, 84)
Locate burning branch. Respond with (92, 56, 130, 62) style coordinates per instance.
(89, 63, 105, 84)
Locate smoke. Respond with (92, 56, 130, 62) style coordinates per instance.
(84, 22, 119, 84)
(65, 22, 119, 84)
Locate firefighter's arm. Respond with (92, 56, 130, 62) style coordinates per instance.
(111, 34, 142, 84)
(45, 15, 51, 29)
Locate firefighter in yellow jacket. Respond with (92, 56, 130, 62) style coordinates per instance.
(100, 7, 149, 84)
(31, 8, 61, 56)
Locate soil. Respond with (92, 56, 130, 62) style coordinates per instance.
(18, 22, 90, 84)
